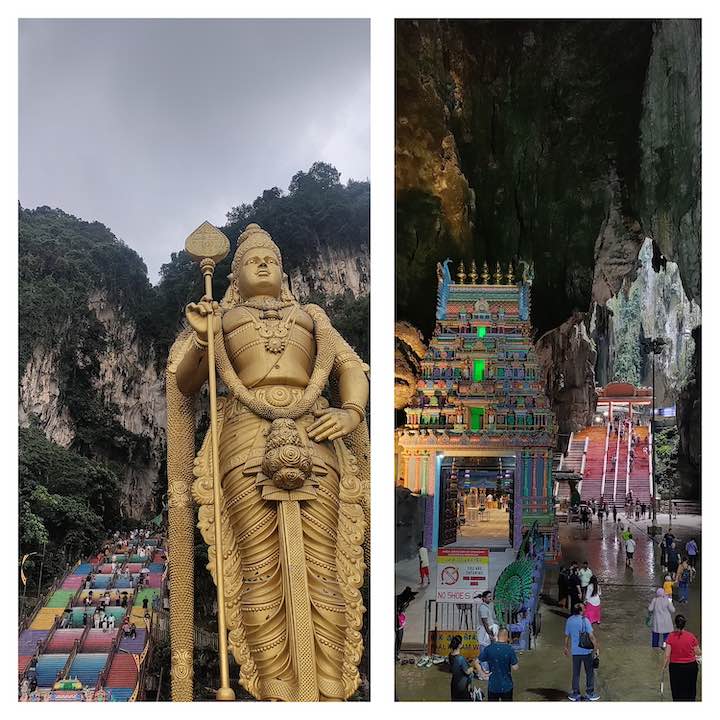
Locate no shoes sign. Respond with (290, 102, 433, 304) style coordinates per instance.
(436, 548, 489, 602)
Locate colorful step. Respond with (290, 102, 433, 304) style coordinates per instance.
(105, 652, 138, 689)
(19, 629, 48, 655)
(82, 629, 118, 652)
(46, 590, 76, 609)
(72, 563, 94, 576)
(61, 575, 84, 590)
(46, 628, 84, 653)
(35, 653, 70, 687)
(30, 608, 61, 631)
(68, 653, 108, 687)
(118, 629, 146, 654)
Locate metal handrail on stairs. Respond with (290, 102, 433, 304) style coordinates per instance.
(135, 612, 156, 700)
(58, 638, 80, 682)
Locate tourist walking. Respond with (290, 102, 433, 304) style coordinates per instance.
(612, 504, 617, 523)
(580, 505, 590, 530)
(666, 542, 680, 577)
(480, 627, 519, 701)
(578, 562, 592, 600)
(662, 531, 676, 572)
(395, 587, 416, 660)
(663, 615, 701, 701)
(564, 603, 600, 701)
(648, 588, 675, 648)
(475, 590, 498, 654)
(625, 533, 637, 569)
(663, 574, 674, 598)
(675, 557, 694, 604)
(557, 566, 569, 609)
(448, 635, 483, 701)
(418, 543, 430, 586)
(568, 565, 582, 611)
(685, 538, 698, 568)
(583, 576, 601, 625)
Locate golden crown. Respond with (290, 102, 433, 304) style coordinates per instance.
(232, 224, 282, 276)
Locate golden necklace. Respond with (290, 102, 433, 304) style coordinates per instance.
(241, 301, 299, 354)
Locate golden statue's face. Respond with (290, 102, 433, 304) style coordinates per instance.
(235, 248, 282, 298)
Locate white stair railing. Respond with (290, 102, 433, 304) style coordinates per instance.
(612, 426, 621, 502)
(560, 432, 574, 471)
(600, 421, 610, 497)
(580, 437, 589, 476)
(625, 424, 632, 497)
(648, 422, 653, 500)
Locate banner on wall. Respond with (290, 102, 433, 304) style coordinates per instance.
(435, 547, 489, 602)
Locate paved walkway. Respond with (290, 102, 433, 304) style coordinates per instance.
(396, 514, 702, 701)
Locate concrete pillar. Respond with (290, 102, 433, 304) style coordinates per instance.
(406, 455, 417, 493)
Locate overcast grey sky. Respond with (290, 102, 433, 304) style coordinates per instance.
(19, 19, 369, 281)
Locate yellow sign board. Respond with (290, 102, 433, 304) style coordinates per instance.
(430, 630, 479, 660)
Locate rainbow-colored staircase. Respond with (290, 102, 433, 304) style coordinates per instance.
(19, 533, 166, 702)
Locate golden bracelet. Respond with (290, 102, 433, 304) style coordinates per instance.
(192, 333, 208, 351)
(342, 402, 366, 423)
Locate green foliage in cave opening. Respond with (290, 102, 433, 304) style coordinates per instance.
(611, 285, 643, 385)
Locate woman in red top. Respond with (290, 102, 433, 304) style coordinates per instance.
(663, 614, 701, 700)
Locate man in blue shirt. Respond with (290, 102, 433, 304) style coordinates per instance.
(564, 603, 600, 701)
(480, 628, 519, 701)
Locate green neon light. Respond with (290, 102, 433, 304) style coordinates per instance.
(470, 407, 484, 431)
(477, 326, 487, 338)
(473, 359, 485, 382)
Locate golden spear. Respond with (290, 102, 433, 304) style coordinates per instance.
(185, 221, 235, 701)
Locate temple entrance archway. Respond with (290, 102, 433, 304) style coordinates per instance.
(438, 453, 517, 549)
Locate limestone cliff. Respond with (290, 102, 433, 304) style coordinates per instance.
(19, 174, 370, 520)
(288, 243, 369, 300)
(395, 321, 427, 415)
(535, 313, 597, 435)
(19, 290, 166, 518)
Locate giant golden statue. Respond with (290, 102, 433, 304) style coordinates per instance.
(166, 223, 369, 701)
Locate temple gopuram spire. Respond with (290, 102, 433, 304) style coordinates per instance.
(397, 255, 559, 560)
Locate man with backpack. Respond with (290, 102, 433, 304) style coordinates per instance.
(564, 603, 600, 701)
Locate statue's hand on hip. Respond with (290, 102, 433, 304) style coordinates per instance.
(307, 407, 361, 442)
(185, 296, 222, 340)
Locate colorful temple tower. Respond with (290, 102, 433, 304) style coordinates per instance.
(396, 259, 559, 558)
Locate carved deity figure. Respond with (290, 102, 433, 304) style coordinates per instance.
(166, 224, 369, 701)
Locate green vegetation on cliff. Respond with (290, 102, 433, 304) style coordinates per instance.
(19, 424, 122, 600)
(155, 161, 370, 360)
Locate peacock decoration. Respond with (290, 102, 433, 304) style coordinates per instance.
(493, 522, 540, 625)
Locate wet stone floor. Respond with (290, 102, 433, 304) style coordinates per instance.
(396, 514, 702, 701)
